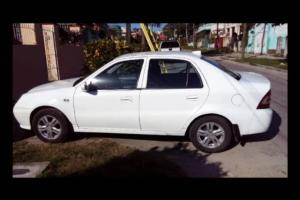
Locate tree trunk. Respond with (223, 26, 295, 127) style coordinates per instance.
(193, 24, 196, 48)
(216, 23, 219, 49)
(260, 23, 266, 55)
(185, 23, 188, 44)
(241, 23, 249, 59)
(141, 30, 146, 50)
(126, 23, 131, 44)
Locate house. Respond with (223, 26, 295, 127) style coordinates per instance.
(13, 23, 86, 102)
(197, 23, 243, 50)
(246, 23, 287, 56)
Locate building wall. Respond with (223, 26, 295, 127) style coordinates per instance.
(13, 24, 48, 101)
(54, 25, 85, 79)
(13, 23, 85, 101)
(246, 23, 287, 55)
(197, 23, 242, 48)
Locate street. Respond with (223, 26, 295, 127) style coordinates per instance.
(106, 56, 288, 177)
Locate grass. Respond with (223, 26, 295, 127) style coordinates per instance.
(234, 57, 288, 70)
(13, 138, 186, 177)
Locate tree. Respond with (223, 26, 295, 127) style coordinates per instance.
(185, 23, 188, 43)
(241, 23, 255, 59)
(126, 23, 131, 44)
(192, 23, 202, 48)
(260, 23, 267, 55)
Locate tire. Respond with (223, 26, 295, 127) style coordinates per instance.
(32, 108, 72, 143)
(189, 116, 232, 153)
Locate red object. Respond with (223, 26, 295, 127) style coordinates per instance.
(214, 37, 223, 48)
(159, 33, 167, 41)
(257, 90, 271, 109)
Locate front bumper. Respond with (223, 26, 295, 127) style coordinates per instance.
(13, 101, 32, 130)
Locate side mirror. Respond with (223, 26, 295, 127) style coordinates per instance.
(82, 81, 97, 92)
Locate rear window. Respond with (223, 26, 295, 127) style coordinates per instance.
(201, 57, 241, 80)
(161, 41, 180, 48)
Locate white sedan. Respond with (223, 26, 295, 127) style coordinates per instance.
(13, 51, 273, 153)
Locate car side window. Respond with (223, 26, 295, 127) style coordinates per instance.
(92, 59, 143, 89)
(147, 59, 203, 89)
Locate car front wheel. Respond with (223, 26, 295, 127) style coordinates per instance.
(189, 116, 232, 153)
(32, 108, 71, 143)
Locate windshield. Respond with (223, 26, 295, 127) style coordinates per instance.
(201, 57, 241, 80)
(161, 41, 180, 48)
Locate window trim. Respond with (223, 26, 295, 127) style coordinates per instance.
(142, 57, 204, 90)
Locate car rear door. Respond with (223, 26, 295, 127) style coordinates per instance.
(139, 57, 209, 135)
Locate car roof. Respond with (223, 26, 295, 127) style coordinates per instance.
(117, 51, 201, 60)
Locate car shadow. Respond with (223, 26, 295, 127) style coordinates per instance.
(63, 141, 228, 177)
(240, 110, 282, 146)
(69, 131, 190, 142)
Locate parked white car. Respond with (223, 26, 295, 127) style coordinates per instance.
(13, 51, 273, 152)
(159, 40, 181, 51)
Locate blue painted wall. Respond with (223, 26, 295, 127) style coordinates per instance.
(246, 23, 287, 54)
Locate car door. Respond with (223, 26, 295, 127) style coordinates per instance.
(140, 58, 209, 135)
(73, 59, 144, 133)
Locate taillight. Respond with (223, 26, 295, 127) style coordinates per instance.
(257, 90, 271, 109)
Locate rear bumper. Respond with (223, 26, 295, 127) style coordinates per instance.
(242, 108, 273, 135)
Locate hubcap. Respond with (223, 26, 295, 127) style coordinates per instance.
(37, 115, 61, 140)
(197, 122, 225, 149)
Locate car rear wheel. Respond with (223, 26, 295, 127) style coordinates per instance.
(189, 116, 232, 153)
(32, 108, 71, 143)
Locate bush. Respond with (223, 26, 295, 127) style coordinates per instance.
(84, 39, 134, 72)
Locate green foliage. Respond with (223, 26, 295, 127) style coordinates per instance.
(83, 39, 137, 72)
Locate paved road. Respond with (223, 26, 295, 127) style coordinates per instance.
(108, 56, 288, 177)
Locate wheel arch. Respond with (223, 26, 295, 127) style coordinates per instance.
(30, 106, 74, 131)
(185, 113, 240, 141)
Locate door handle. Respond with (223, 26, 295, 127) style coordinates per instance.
(186, 95, 199, 100)
(120, 97, 133, 102)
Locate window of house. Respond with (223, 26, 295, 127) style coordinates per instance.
(147, 59, 203, 89)
(92, 59, 144, 89)
(13, 23, 37, 45)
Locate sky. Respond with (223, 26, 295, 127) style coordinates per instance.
(108, 23, 166, 32)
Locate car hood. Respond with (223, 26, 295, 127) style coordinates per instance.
(28, 77, 82, 93)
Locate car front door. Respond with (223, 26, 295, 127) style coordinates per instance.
(140, 58, 209, 135)
(73, 59, 144, 133)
